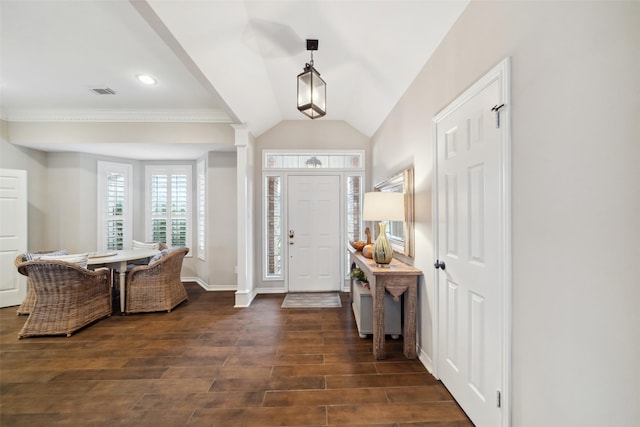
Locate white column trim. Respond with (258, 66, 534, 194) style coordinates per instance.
(234, 124, 255, 307)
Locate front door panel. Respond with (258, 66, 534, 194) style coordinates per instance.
(288, 175, 340, 292)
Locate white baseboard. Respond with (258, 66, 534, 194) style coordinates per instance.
(234, 288, 258, 307)
(255, 286, 349, 294)
(256, 287, 287, 294)
(418, 347, 436, 377)
(183, 279, 348, 296)
(181, 276, 237, 292)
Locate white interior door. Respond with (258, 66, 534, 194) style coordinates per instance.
(0, 169, 28, 308)
(434, 60, 510, 427)
(288, 175, 341, 292)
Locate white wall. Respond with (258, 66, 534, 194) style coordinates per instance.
(372, 1, 640, 426)
(254, 120, 370, 291)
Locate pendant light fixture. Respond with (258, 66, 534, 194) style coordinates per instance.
(297, 39, 326, 119)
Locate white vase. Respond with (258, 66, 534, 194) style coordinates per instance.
(373, 222, 392, 265)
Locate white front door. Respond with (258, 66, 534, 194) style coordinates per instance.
(288, 175, 341, 292)
(0, 169, 28, 308)
(434, 59, 510, 427)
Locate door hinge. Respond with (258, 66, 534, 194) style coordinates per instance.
(496, 390, 502, 408)
(491, 103, 505, 128)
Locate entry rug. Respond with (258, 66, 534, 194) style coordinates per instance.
(281, 293, 342, 308)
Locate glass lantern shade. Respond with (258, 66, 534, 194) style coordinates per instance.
(297, 65, 326, 119)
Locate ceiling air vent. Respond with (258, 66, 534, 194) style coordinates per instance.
(90, 88, 116, 95)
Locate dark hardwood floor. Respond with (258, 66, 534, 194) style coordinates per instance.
(0, 283, 473, 426)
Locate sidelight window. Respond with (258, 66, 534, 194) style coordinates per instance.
(346, 175, 363, 243)
(265, 175, 282, 279)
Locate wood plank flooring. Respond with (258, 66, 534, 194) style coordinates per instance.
(0, 283, 473, 426)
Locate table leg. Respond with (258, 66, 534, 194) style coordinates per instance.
(119, 261, 126, 314)
(371, 276, 386, 360)
(403, 280, 418, 359)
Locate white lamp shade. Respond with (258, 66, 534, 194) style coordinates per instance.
(363, 192, 405, 221)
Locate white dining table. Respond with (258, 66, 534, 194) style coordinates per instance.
(88, 249, 160, 313)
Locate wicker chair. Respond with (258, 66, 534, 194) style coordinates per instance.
(113, 242, 170, 288)
(14, 250, 64, 315)
(16, 260, 112, 338)
(124, 247, 189, 314)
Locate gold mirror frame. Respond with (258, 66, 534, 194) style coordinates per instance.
(374, 167, 414, 258)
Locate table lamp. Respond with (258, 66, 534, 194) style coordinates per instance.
(363, 191, 405, 266)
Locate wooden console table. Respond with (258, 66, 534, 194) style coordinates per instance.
(349, 247, 422, 359)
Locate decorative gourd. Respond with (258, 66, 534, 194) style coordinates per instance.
(362, 244, 374, 259)
(349, 240, 366, 251)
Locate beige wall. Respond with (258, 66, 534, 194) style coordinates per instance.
(1, 120, 238, 288)
(257, 120, 371, 152)
(372, 1, 640, 426)
(254, 120, 370, 290)
(46, 152, 101, 252)
(196, 151, 237, 288)
(8, 121, 235, 145)
(1, 121, 49, 250)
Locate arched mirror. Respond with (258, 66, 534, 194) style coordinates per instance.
(374, 167, 414, 258)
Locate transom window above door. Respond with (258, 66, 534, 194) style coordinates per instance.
(263, 151, 363, 170)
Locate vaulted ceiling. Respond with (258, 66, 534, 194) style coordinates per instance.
(1, 0, 469, 157)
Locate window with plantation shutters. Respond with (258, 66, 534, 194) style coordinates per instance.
(106, 173, 125, 249)
(145, 165, 192, 250)
(197, 160, 206, 260)
(97, 161, 132, 251)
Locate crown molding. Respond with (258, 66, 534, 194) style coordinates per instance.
(0, 109, 233, 123)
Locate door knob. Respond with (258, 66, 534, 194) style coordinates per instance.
(434, 260, 446, 270)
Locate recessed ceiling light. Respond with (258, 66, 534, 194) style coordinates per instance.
(136, 74, 157, 85)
